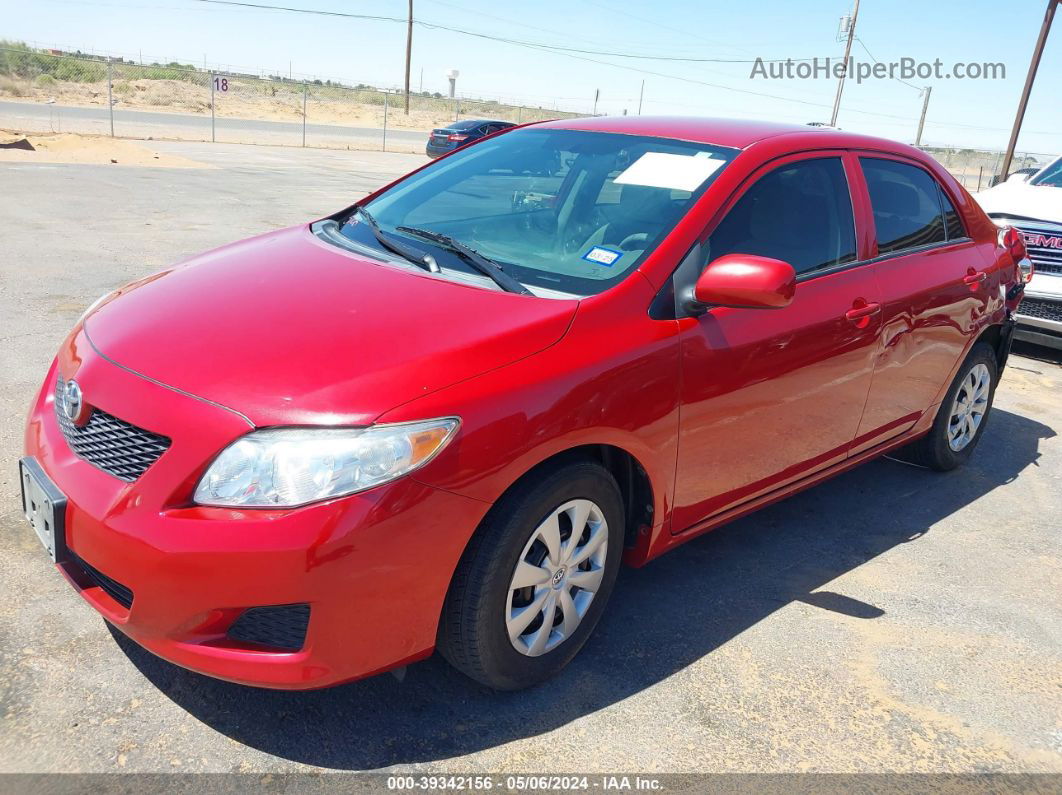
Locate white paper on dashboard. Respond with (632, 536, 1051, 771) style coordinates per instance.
(614, 152, 725, 192)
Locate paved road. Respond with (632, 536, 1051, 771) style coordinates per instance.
(0, 141, 1060, 775)
(0, 100, 426, 151)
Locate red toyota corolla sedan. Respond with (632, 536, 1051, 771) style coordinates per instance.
(21, 116, 1030, 691)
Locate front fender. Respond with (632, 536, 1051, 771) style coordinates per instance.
(376, 277, 683, 559)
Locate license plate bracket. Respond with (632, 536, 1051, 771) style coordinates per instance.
(19, 457, 69, 563)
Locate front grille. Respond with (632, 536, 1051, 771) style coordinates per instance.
(1017, 297, 1062, 324)
(1016, 223, 1062, 276)
(1031, 259, 1062, 276)
(54, 377, 171, 482)
(71, 552, 134, 609)
(227, 604, 310, 651)
(1028, 246, 1062, 276)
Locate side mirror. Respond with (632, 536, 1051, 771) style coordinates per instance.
(690, 254, 797, 311)
(1006, 171, 1031, 184)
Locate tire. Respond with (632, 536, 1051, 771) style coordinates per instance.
(900, 343, 999, 471)
(438, 460, 625, 690)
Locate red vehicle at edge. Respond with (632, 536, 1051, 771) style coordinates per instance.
(21, 116, 1029, 691)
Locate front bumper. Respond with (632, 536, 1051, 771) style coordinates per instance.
(1015, 275, 1062, 350)
(24, 333, 489, 689)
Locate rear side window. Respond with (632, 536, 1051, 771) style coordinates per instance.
(861, 158, 947, 254)
(708, 157, 857, 275)
(937, 184, 966, 240)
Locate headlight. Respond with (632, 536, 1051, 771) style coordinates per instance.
(193, 418, 459, 508)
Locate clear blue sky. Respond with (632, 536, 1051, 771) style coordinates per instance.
(3, 0, 1060, 153)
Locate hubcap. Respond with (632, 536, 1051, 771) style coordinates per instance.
(505, 499, 609, 657)
(947, 362, 991, 452)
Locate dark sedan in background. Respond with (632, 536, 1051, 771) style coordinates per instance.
(426, 119, 515, 158)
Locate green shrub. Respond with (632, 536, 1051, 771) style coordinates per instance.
(53, 59, 105, 82)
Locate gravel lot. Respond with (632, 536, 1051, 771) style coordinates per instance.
(1, 141, 1060, 776)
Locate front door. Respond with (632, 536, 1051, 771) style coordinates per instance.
(672, 153, 881, 532)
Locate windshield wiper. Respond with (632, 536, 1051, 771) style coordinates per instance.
(350, 206, 440, 273)
(396, 226, 532, 295)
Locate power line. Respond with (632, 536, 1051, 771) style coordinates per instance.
(186, 0, 1046, 132)
(186, 0, 905, 120)
(855, 38, 922, 91)
(189, 0, 827, 63)
(579, 0, 759, 56)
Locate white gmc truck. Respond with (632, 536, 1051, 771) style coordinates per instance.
(976, 155, 1062, 349)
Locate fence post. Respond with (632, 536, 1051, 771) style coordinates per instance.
(210, 74, 216, 143)
(517, 106, 522, 124)
(382, 91, 388, 153)
(302, 83, 308, 147)
(107, 60, 114, 137)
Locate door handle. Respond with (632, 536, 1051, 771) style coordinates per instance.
(845, 302, 881, 322)
(963, 271, 988, 285)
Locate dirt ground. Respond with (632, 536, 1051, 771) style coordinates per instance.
(0, 130, 207, 167)
(0, 77, 546, 132)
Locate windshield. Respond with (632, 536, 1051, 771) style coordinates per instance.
(340, 128, 736, 297)
(1030, 156, 1062, 188)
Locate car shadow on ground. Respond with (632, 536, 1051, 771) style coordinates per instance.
(108, 407, 1054, 769)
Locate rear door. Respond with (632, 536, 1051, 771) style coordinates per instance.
(850, 155, 994, 454)
(671, 152, 882, 531)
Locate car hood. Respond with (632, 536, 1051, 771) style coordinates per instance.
(84, 226, 578, 426)
(974, 182, 1062, 225)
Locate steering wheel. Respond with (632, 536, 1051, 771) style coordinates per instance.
(618, 232, 650, 251)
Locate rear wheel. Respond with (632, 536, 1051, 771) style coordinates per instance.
(438, 460, 624, 690)
(901, 343, 998, 471)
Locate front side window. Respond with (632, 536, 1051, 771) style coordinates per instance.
(861, 157, 947, 254)
(339, 129, 737, 296)
(707, 157, 857, 275)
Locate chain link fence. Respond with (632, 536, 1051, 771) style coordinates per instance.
(2, 45, 1057, 179)
(0, 45, 580, 152)
(918, 146, 1055, 192)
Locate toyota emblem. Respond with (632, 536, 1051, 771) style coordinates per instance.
(62, 379, 88, 425)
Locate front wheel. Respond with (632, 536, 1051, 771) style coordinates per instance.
(900, 342, 999, 471)
(438, 460, 625, 690)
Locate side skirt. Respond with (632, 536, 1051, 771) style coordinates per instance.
(626, 424, 934, 567)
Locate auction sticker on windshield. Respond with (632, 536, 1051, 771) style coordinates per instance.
(614, 151, 725, 192)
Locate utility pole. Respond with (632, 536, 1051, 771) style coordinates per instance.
(830, 0, 860, 127)
(637, 80, 644, 115)
(593, 88, 599, 115)
(914, 85, 932, 147)
(404, 0, 413, 114)
(1000, 0, 1057, 179)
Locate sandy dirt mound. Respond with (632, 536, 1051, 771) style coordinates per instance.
(0, 131, 206, 167)
(0, 78, 567, 131)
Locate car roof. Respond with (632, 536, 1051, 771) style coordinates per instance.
(533, 115, 920, 155)
(449, 119, 510, 129)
